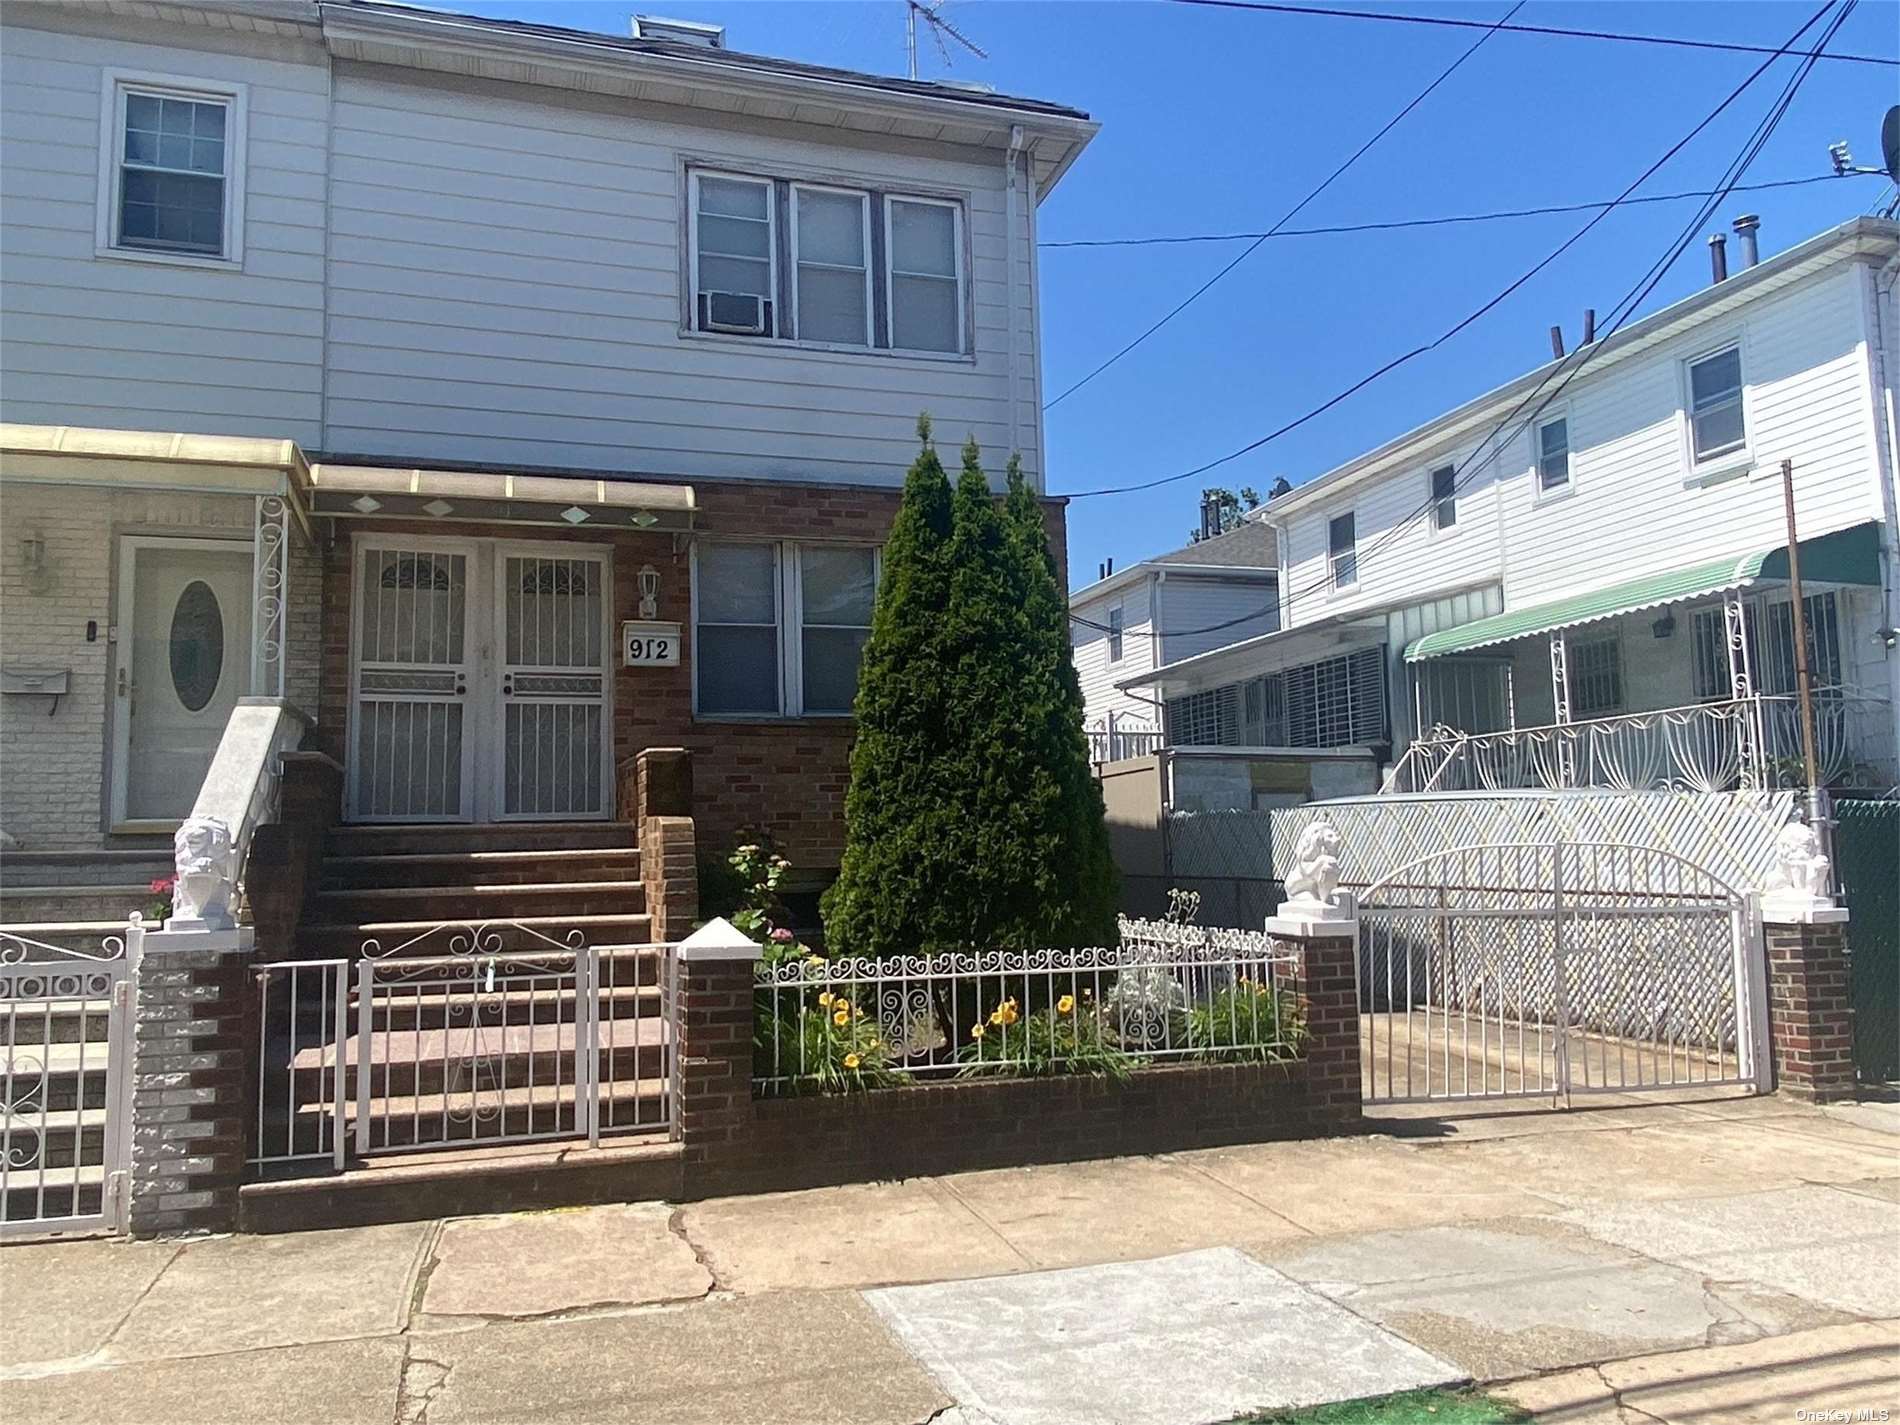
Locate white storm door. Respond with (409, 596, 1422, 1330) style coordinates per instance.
(114, 539, 254, 827)
(350, 540, 477, 822)
(494, 547, 612, 820)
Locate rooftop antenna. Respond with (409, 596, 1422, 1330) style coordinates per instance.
(906, 0, 987, 81)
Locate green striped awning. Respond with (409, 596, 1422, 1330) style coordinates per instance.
(1405, 520, 1881, 662)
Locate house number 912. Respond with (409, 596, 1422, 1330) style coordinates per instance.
(622, 621, 682, 668)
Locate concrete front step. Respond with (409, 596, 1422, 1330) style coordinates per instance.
(0, 886, 153, 924)
(311, 879, 646, 925)
(2, 1161, 106, 1226)
(0, 1108, 108, 1168)
(4, 998, 117, 1044)
(289, 1019, 670, 1098)
(2, 1040, 113, 1112)
(326, 822, 637, 857)
(0, 847, 171, 889)
(0, 921, 135, 955)
(291, 1079, 670, 1151)
(319, 847, 642, 889)
(239, 1136, 681, 1232)
(295, 912, 653, 959)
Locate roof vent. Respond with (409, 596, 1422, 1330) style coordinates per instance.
(631, 15, 726, 48)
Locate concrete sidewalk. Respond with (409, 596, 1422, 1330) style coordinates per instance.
(3, 1090, 1896, 1425)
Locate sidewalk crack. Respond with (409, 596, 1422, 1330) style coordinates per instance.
(666, 1206, 727, 1294)
(394, 1341, 454, 1425)
(97, 1241, 186, 1352)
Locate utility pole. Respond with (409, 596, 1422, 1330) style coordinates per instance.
(1778, 458, 1827, 841)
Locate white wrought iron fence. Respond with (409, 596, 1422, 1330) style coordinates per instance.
(2, 932, 132, 1238)
(1087, 720, 1164, 764)
(1386, 689, 1896, 796)
(248, 923, 675, 1174)
(753, 917, 1302, 1095)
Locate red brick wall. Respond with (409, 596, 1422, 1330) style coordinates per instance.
(1764, 917, 1857, 1102)
(313, 479, 1069, 872)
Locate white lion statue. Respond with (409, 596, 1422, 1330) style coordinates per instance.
(1765, 820, 1831, 903)
(1283, 817, 1344, 912)
(171, 816, 236, 929)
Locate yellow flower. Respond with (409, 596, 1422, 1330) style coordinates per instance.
(971, 1023, 986, 1039)
(852, 1005, 865, 1019)
(832, 1008, 850, 1027)
(843, 1052, 861, 1070)
(1057, 994, 1075, 1015)
(817, 991, 835, 1007)
(806, 955, 825, 967)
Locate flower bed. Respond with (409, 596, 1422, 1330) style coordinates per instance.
(753, 917, 1304, 1096)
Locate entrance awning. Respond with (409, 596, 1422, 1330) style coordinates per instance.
(1405, 521, 1882, 662)
(308, 463, 696, 531)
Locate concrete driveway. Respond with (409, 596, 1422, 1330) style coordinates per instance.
(3, 1091, 1895, 1425)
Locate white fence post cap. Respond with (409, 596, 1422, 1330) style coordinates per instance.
(678, 916, 762, 963)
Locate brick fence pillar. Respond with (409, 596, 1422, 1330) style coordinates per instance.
(126, 920, 256, 1236)
(1762, 905, 1856, 1103)
(1267, 903, 1363, 1136)
(672, 917, 758, 1193)
(635, 747, 698, 944)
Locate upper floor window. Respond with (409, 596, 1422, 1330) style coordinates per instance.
(1687, 345, 1746, 464)
(1537, 416, 1571, 491)
(99, 73, 247, 265)
(1107, 606, 1125, 663)
(687, 167, 966, 356)
(1429, 465, 1457, 530)
(1328, 512, 1357, 590)
(694, 540, 879, 717)
(886, 197, 962, 354)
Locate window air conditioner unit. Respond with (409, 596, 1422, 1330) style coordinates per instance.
(703, 291, 768, 335)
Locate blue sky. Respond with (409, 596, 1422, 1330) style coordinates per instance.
(434, 0, 1897, 586)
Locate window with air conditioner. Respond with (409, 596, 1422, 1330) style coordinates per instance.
(693, 173, 776, 336)
(686, 166, 967, 357)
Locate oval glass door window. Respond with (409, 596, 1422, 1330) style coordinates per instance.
(169, 580, 226, 712)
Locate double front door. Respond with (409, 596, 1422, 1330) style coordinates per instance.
(349, 537, 613, 822)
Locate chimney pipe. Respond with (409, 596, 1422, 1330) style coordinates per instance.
(1581, 308, 1596, 346)
(1549, 325, 1566, 360)
(1106, 556, 1114, 576)
(1709, 232, 1728, 283)
(1732, 214, 1760, 269)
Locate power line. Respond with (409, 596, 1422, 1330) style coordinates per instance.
(1070, 0, 1850, 640)
(1039, 173, 1879, 249)
(1041, 0, 1524, 414)
(1164, 0, 1898, 68)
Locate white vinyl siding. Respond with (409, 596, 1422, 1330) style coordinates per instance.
(1156, 575, 1279, 662)
(0, 17, 325, 442)
(693, 540, 878, 718)
(1070, 579, 1160, 729)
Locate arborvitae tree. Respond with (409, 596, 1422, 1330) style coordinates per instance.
(824, 425, 1119, 957)
(821, 417, 959, 956)
(1002, 454, 1120, 946)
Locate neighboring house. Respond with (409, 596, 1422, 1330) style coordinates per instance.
(1113, 216, 1900, 802)
(1069, 521, 1278, 760)
(0, 0, 1095, 922)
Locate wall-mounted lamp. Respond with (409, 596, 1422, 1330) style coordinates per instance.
(637, 564, 660, 621)
(1651, 613, 1677, 640)
(19, 532, 50, 594)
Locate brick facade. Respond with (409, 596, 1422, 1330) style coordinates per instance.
(128, 928, 257, 1236)
(314, 476, 1069, 872)
(1764, 915, 1857, 1103)
(1281, 928, 1364, 1134)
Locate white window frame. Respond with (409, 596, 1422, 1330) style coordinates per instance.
(883, 193, 966, 357)
(1427, 462, 1459, 534)
(1534, 409, 1575, 501)
(1106, 605, 1125, 664)
(688, 169, 779, 340)
(789, 182, 874, 349)
(691, 539, 881, 720)
(95, 69, 248, 270)
(1327, 510, 1358, 593)
(1680, 337, 1751, 482)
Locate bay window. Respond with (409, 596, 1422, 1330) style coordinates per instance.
(695, 540, 880, 717)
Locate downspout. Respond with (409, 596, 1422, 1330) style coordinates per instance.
(1004, 125, 1025, 467)
(1865, 255, 1900, 767)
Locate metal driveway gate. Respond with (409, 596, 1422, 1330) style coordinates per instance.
(2, 935, 132, 1238)
(1356, 841, 1767, 1106)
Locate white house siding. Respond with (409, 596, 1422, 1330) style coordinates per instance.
(1072, 577, 1161, 728)
(321, 64, 1040, 489)
(1157, 575, 1278, 662)
(1499, 265, 1884, 605)
(0, 13, 328, 445)
(1276, 439, 1509, 632)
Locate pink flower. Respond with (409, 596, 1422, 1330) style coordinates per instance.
(149, 877, 175, 895)
(769, 927, 795, 943)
